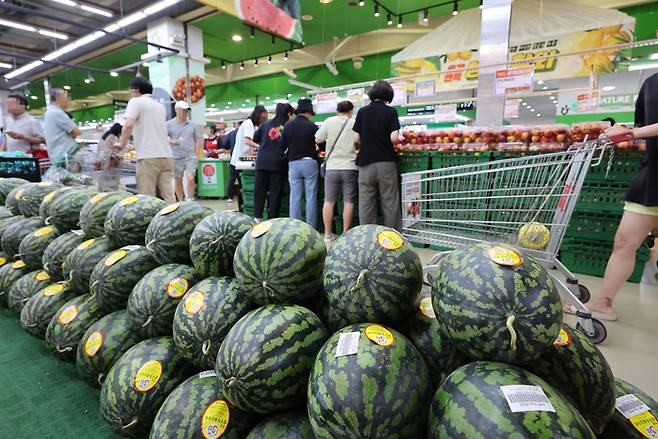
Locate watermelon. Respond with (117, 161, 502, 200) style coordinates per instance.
(18, 225, 60, 270)
(105, 194, 167, 247)
(0, 177, 29, 204)
(399, 287, 467, 389)
(323, 225, 422, 325)
(1, 216, 43, 258)
(526, 324, 616, 434)
(145, 201, 213, 265)
(20, 281, 78, 339)
(246, 411, 315, 439)
(45, 294, 105, 362)
(0, 259, 31, 307)
(190, 211, 256, 277)
(48, 188, 98, 233)
(76, 310, 143, 388)
(0, 206, 13, 220)
(5, 183, 31, 215)
(427, 361, 595, 438)
(432, 243, 562, 364)
(100, 337, 195, 437)
(127, 264, 201, 337)
(172, 277, 255, 369)
(233, 218, 325, 305)
(308, 323, 431, 439)
(0, 215, 18, 237)
(42, 231, 86, 280)
(215, 304, 327, 414)
(19, 181, 63, 217)
(7, 269, 53, 314)
(150, 371, 256, 439)
(600, 378, 658, 439)
(90, 245, 159, 313)
(39, 188, 70, 223)
(79, 191, 131, 238)
(63, 236, 114, 294)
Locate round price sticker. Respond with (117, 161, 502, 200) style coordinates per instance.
(43, 284, 64, 297)
(84, 331, 103, 357)
(167, 277, 189, 299)
(487, 246, 523, 267)
(251, 221, 272, 238)
(159, 203, 180, 215)
(104, 250, 127, 267)
(134, 360, 163, 393)
(184, 290, 206, 315)
(35, 271, 51, 281)
(365, 324, 395, 347)
(554, 328, 571, 347)
(419, 297, 436, 319)
(34, 226, 55, 237)
(14, 189, 24, 200)
(58, 305, 78, 325)
(377, 230, 404, 250)
(12, 260, 26, 269)
(0, 257, 7, 267)
(201, 400, 230, 439)
(43, 191, 57, 203)
(90, 193, 108, 204)
(119, 196, 140, 206)
(77, 239, 95, 251)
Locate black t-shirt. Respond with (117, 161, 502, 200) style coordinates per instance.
(353, 100, 400, 167)
(281, 115, 319, 162)
(254, 120, 286, 171)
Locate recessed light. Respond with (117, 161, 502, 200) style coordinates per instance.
(232, 34, 242, 42)
(602, 85, 616, 91)
(537, 113, 541, 117)
(211, 104, 216, 107)
(302, 15, 313, 21)
(530, 108, 535, 112)
(63, 85, 71, 90)
(246, 99, 250, 102)
(319, 0, 332, 3)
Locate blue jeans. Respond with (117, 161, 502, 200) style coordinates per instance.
(289, 159, 319, 228)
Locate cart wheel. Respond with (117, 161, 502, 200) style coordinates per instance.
(577, 284, 590, 304)
(576, 318, 607, 344)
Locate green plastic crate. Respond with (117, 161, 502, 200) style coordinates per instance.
(575, 181, 627, 214)
(241, 170, 255, 190)
(398, 151, 431, 173)
(585, 150, 643, 183)
(432, 150, 493, 169)
(560, 238, 648, 283)
(492, 150, 542, 160)
(564, 211, 621, 242)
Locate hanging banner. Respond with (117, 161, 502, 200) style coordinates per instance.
(390, 82, 408, 107)
(316, 92, 337, 115)
(495, 67, 534, 95)
(197, 0, 302, 41)
(347, 88, 364, 108)
(434, 104, 458, 122)
(504, 99, 520, 118)
(415, 79, 436, 98)
(576, 90, 600, 113)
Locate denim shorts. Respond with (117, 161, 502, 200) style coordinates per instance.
(173, 156, 198, 178)
(324, 170, 358, 203)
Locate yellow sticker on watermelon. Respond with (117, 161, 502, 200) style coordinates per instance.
(487, 246, 523, 267)
(629, 411, 658, 439)
(251, 221, 272, 238)
(159, 203, 180, 215)
(33, 226, 55, 237)
(554, 328, 571, 346)
(419, 297, 436, 319)
(104, 250, 127, 267)
(76, 239, 95, 251)
(0, 257, 6, 267)
(12, 260, 26, 269)
(14, 189, 24, 200)
(58, 305, 78, 325)
(43, 191, 57, 203)
(35, 271, 51, 281)
(365, 324, 395, 347)
(184, 290, 206, 315)
(119, 196, 140, 206)
(377, 230, 404, 250)
(201, 400, 230, 439)
(43, 284, 64, 296)
(84, 331, 103, 357)
(134, 360, 163, 393)
(90, 193, 109, 204)
(167, 277, 189, 299)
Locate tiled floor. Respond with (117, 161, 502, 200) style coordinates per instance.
(199, 197, 658, 400)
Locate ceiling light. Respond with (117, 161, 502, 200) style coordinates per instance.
(246, 99, 251, 102)
(63, 85, 71, 90)
(84, 71, 95, 84)
(602, 85, 616, 91)
(452, 1, 459, 15)
(423, 9, 429, 23)
(143, 0, 183, 16)
(232, 34, 242, 42)
(38, 29, 68, 40)
(283, 52, 289, 61)
(530, 108, 535, 112)
(266, 96, 270, 100)
(51, 0, 77, 6)
(143, 62, 150, 67)
(225, 105, 230, 109)
(302, 14, 313, 21)
(0, 62, 12, 69)
(221, 60, 226, 69)
(110, 71, 119, 77)
(358, 0, 365, 6)
(80, 4, 113, 17)
(537, 114, 541, 117)
(254, 58, 259, 67)
(537, 80, 544, 85)
(241, 104, 246, 107)
(240, 62, 245, 70)
(0, 18, 36, 32)
(250, 27, 255, 38)
(4, 60, 43, 80)
(319, 0, 333, 3)
(386, 13, 393, 25)
(30, 95, 38, 100)
(115, 12, 147, 29)
(228, 101, 232, 104)
(287, 93, 293, 97)
(397, 15, 403, 28)
(374, 4, 380, 17)
(211, 104, 216, 107)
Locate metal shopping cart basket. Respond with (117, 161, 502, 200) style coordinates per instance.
(401, 139, 613, 344)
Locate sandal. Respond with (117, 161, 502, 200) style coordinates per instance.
(563, 300, 618, 321)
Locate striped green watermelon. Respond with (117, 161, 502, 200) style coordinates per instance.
(150, 371, 257, 439)
(20, 281, 78, 339)
(0, 259, 31, 307)
(42, 230, 86, 280)
(233, 218, 325, 305)
(90, 245, 159, 313)
(399, 287, 468, 389)
(19, 181, 63, 217)
(79, 191, 131, 238)
(0, 215, 18, 237)
(39, 188, 70, 223)
(0, 177, 29, 204)
(100, 336, 195, 437)
(76, 310, 143, 388)
(324, 225, 422, 325)
(48, 188, 98, 233)
(0, 206, 13, 220)
(246, 412, 315, 439)
(190, 211, 256, 277)
(1, 216, 43, 258)
(5, 184, 29, 215)
(105, 194, 167, 247)
(215, 304, 327, 414)
(18, 225, 60, 270)
(526, 324, 615, 434)
(600, 378, 658, 439)
(63, 236, 115, 294)
(308, 323, 431, 439)
(45, 293, 105, 362)
(145, 201, 213, 265)
(7, 269, 53, 314)
(432, 243, 562, 364)
(172, 277, 255, 369)
(427, 361, 595, 438)
(127, 264, 201, 337)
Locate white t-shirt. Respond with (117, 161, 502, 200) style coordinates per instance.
(230, 118, 255, 166)
(124, 94, 172, 160)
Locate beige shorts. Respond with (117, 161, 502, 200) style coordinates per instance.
(624, 202, 658, 216)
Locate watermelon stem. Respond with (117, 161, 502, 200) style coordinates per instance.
(45, 217, 51, 225)
(506, 314, 517, 351)
(210, 235, 224, 246)
(97, 373, 105, 386)
(121, 417, 139, 431)
(262, 281, 275, 298)
(141, 315, 153, 328)
(224, 377, 237, 388)
(57, 346, 73, 353)
(350, 269, 369, 293)
(202, 340, 211, 355)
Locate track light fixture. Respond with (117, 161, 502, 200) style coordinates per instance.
(397, 15, 403, 28)
(268, 55, 272, 64)
(374, 4, 379, 17)
(386, 13, 393, 26)
(221, 60, 226, 69)
(240, 61, 245, 70)
(283, 52, 288, 61)
(452, 1, 459, 15)
(423, 9, 429, 23)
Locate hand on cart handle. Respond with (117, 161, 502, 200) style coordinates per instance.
(602, 125, 635, 145)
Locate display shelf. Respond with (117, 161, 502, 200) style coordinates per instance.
(561, 238, 649, 283)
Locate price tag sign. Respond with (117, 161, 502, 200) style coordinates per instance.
(434, 104, 458, 122)
(495, 67, 534, 95)
(500, 385, 556, 413)
(335, 332, 360, 358)
(617, 394, 652, 419)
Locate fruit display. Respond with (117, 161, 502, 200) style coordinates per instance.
(6, 270, 53, 314)
(600, 378, 658, 438)
(0, 177, 29, 204)
(47, 188, 98, 233)
(571, 121, 610, 143)
(246, 411, 315, 439)
(39, 187, 70, 223)
(20, 281, 78, 339)
(63, 236, 115, 294)
(0, 215, 17, 237)
(18, 181, 63, 217)
(18, 225, 60, 270)
(5, 183, 29, 215)
(0, 259, 31, 306)
(104, 194, 167, 248)
(79, 191, 131, 238)
(42, 231, 86, 281)
(1, 216, 43, 258)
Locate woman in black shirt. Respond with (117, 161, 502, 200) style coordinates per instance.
(253, 103, 294, 219)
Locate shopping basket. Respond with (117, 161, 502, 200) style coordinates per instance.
(401, 139, 613, 344)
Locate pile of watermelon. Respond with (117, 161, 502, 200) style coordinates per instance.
(0, 175, 656, 439)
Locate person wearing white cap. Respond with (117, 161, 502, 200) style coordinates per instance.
(167, 100, 201, 201)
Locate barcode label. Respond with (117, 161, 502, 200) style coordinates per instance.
(71, 230, 85, 236)
(616, 394, 651, 419)
(335, 332, 360, 358)
(500, 385, 556, 413)
(198, 370, 216, 379)
(122, 245, 142, 251)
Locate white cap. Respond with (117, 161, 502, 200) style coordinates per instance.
(175, 101, 190, 110)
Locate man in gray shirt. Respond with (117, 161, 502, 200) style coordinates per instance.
(167, 101, 200, 201)
(3, 94, 44, 152)
(44, 88, 80, 166)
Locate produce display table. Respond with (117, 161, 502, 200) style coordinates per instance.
(197, 159, 230, 198)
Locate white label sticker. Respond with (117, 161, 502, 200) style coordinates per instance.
(617, 394, 652, 419)
(335, 331, 360, 358)
(121, 245, 142, 252)
(500, 385, 556, 413)
(71, 230, 85, 237)
(198, 370, 217, 379)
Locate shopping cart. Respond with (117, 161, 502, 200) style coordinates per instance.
(402, 139, 613, 344)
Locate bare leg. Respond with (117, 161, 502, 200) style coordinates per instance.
(323, 201, 335, 236)
(343, 202, 355, 232)
(186, 173, 196, 200)
(175, 178, 185, 202)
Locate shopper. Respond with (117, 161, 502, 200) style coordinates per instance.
(316, 100, 357, 241)
(228, 107, 267, 206)
(3, 94, 45, 152)
(281, 98, 319, 228)
(353, 80, 402, 230)
(44, 88, 80, 166)
(167, 101, 200, 201)
(253, 103, 294, 220)
(95, 123, 123, 191)
(565, 72, 658, 321)
(116, 77, 175, 204)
